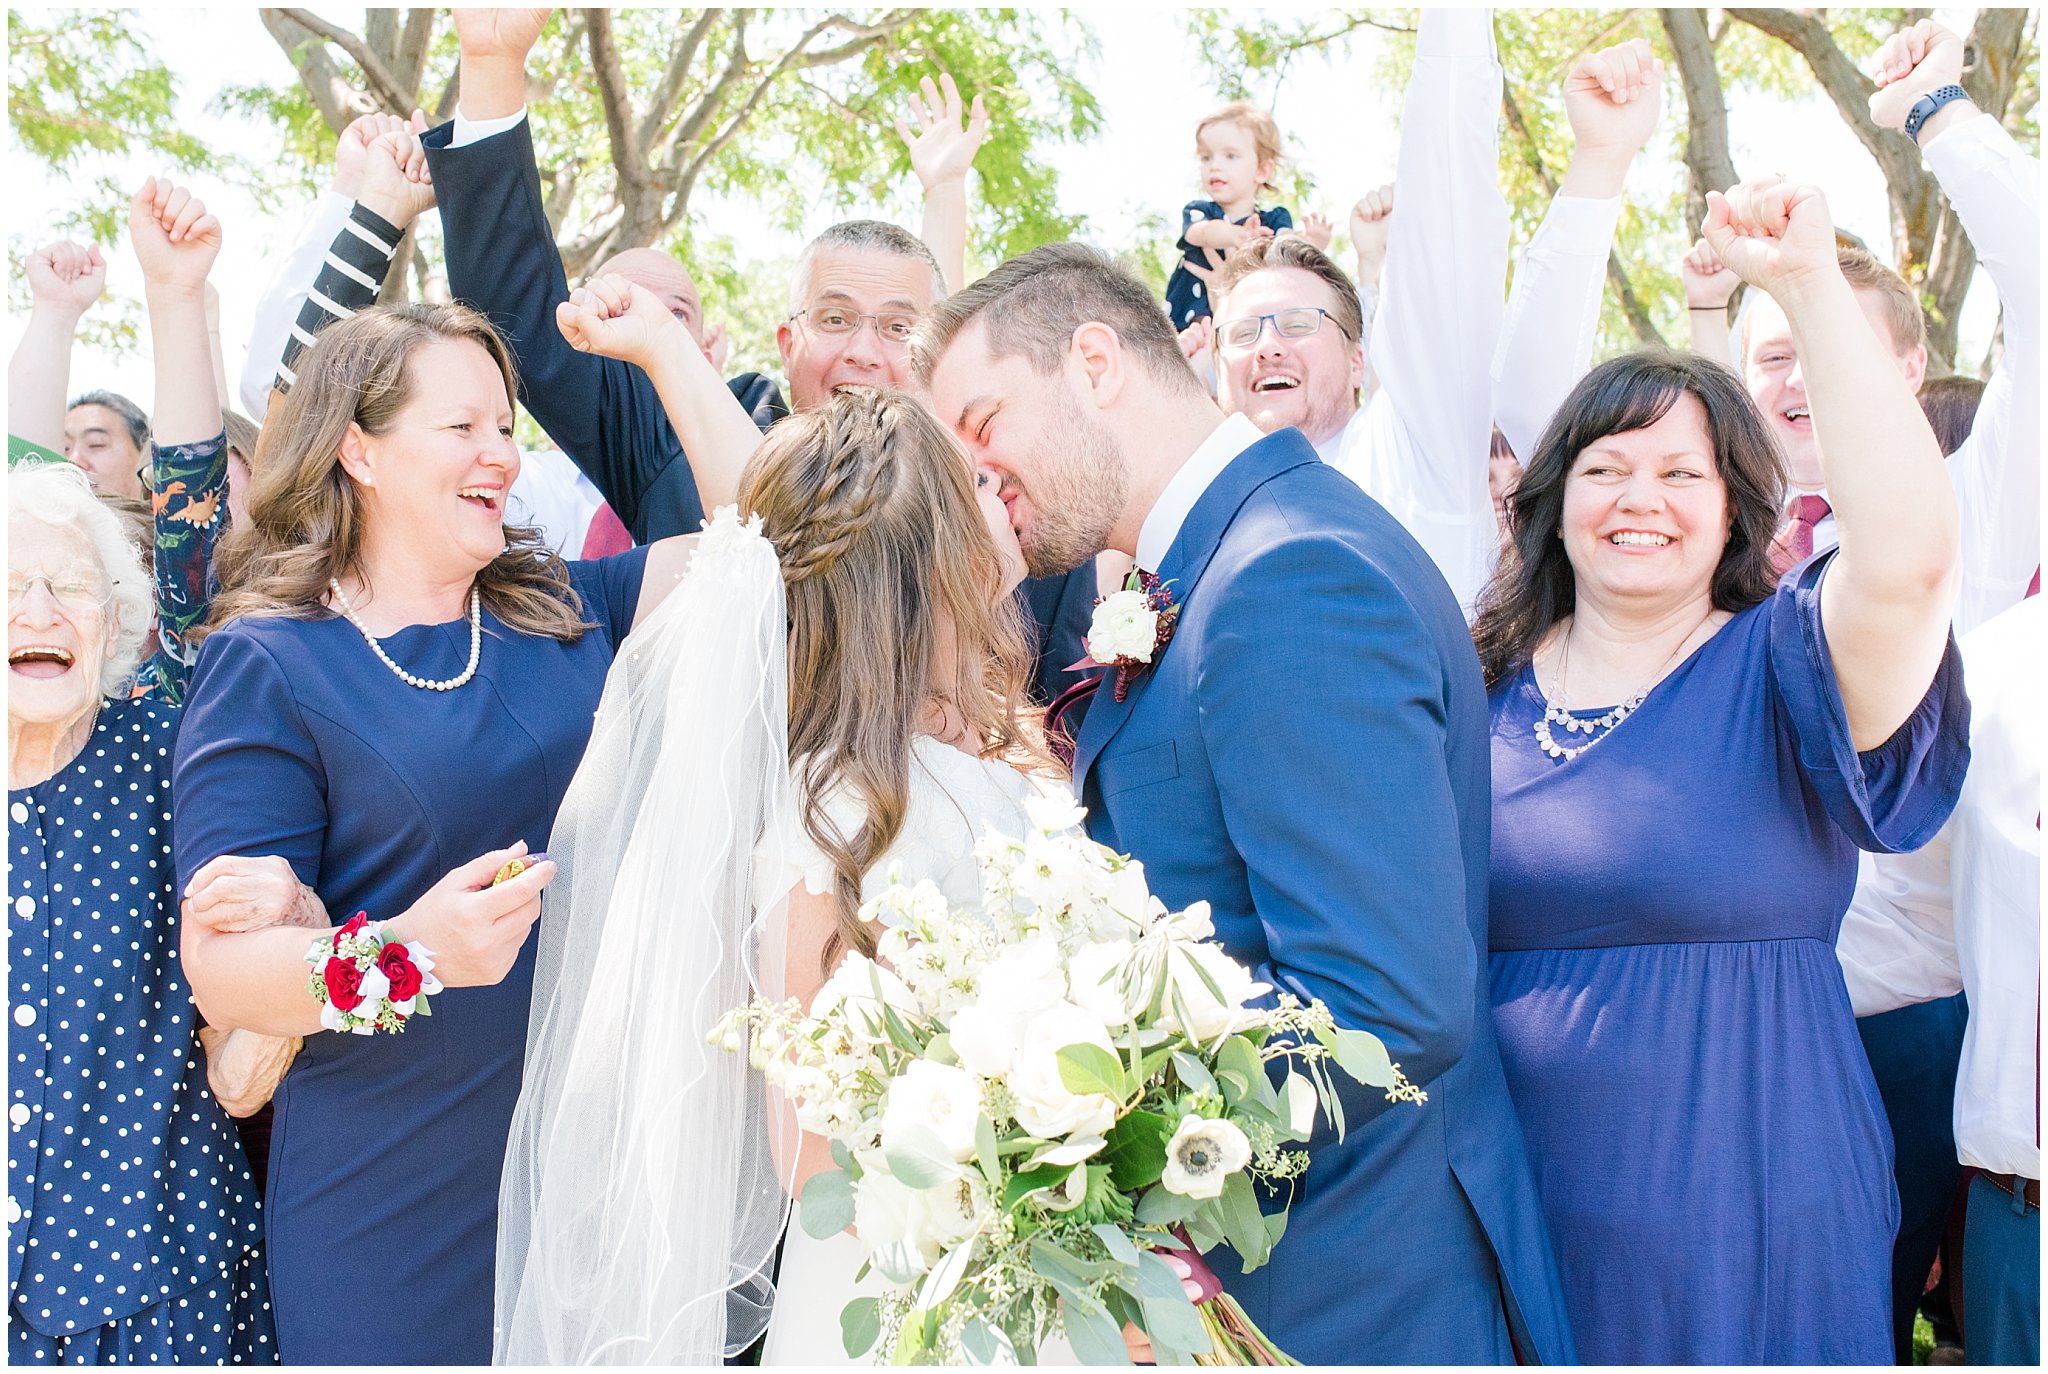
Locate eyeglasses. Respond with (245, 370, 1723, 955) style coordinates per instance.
(789, 304, 919, 347)
(1215, 306, 1345, 351)
(9, 571, 116, 613)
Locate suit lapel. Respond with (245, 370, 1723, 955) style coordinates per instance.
(1072, 428, 1322, 790)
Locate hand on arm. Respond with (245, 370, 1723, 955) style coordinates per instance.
(8, 240, 105, 450)
(1680, 236, 1740, 361)
(1558, 38, 1662, 198)
(1868, 19, 1978, 141)
(454, 7, 552, 121)
(1704, 176, 1958, 747)
(898, 71, 988, 294)
(131, 178, 224, 448)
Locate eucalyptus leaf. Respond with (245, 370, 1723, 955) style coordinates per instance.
(1135, 1184, 1199, 1226)
(1056, 1042, 1127, 1099)
(1090, 1222, 1143, 1269)
(1029, 1237, 1119, 1285)
(1060, 1291, 1133, 1366)
(1328, 1026, 1399, 1089)
(1170, 1050, 1217, 1095)
(800, 1167, 855, 1238)
(1220, 1173, 1272, 1271)
(961, 1317, 1017, 1366)
(839, 1296, 882, 1358)
(885, 1124, 960, 1189)
(1134, 1254, 1212, 1359)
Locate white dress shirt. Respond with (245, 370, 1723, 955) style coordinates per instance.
(1490, 192, 1625, 464)
(1136, 413, 1265, 574)
(1318, 8, 1505, 618)
(1925, 114, 2039, 637)
(1836, 596, 2041, 1180)
(1803, 116, 2037, 635)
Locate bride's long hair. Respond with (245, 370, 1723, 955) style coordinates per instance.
(738, 388, 1047, 966)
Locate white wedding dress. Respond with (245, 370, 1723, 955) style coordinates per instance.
(756, 735, 1052, 1365)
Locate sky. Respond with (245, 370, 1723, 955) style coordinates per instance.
(6, 4, 2005, 414)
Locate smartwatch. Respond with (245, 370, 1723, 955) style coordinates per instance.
(1904, 84, 1971, 144)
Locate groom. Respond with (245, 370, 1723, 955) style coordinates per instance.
(915, 243, 1575, 1365)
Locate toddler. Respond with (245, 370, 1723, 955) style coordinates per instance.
(1165, 101, 1312, 330)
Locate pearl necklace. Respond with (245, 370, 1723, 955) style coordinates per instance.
(329, 579, 482, 692)
(1533, 612, 1713, 762)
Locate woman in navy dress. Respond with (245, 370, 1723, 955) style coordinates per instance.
(172, 302, 714, 1363)
(1471, 178, 1969, 1363)
(9, 461, 272, 1364)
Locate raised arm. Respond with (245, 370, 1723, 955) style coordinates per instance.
(1347, 185, 1393, 372)
(1706, 176, 1959, 748)
(1871, 19, 2042, 634)
(1492, 39, 1661, 463)
(1680, 236, 1741, 365)
(899, 71, 988, 295)
(8, 240, 106, 450)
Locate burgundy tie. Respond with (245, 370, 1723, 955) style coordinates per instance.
(580, 501, 633, 559)
(1772, 493, 1832, 575)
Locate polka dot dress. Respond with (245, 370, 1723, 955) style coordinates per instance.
(7, 698, 275, 1363)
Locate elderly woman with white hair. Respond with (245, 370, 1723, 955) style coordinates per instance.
(6, 278, 275, 1361)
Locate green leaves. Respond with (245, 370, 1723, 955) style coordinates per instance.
(1317, 1024, 1400, 1090)
(800, 1167, 855, 1238)
(839, 1295, 881, 1358)
(1101, 1109, 1176, 1192)
(885, 1124, 961, 1189)
(1056, 1042, 1128, 1100)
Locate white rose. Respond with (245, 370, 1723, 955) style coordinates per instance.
(1023, 791, 1087, 836)
(883, 1060, 982, 1162)
(1007, 1001, 1119, 1140)
(1160, 1114, 1252, 1199)
(852, 1162, 989, 1275)
(1088, 589, 1160, 664)
(949, 937, 1066, 1079)
(1066, 939, 1137, 1029)
(1161, 941, 1267, 1042)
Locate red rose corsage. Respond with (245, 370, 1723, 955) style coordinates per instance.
(304, 912, 442, 1035)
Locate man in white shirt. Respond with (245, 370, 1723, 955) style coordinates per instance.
(1203, 30, 1662, 616)
(1695, 20, 2037, 638)
(1836, 596, 2041, 1367)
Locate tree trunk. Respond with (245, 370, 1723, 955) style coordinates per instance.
(1659, 8, 1740, 238)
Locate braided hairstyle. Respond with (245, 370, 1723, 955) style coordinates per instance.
(739, 389, 1045, 968)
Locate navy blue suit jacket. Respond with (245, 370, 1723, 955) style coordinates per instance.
(420, 118, 1090, 705)
(1074, 428, 1575, 1364)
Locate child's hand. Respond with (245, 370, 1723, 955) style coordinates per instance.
(1679, 236, 1740, 311)
(1297, 212, 1334, 252)
(1349, 183, 1395, 286)
(1177, 317, 1213, 370)
(701, 318, 731, 372)
(557, 273, 689, 367)
(895, 71, 989, 190)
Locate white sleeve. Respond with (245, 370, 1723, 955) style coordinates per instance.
(1836, 842, 1964, 1016)
(1490, 194, 1622, 464)
(1925, 114, 2041, 636)
(452, 106, 529, 148)
(237, 190, 352, 419)
(1351, 7, 1506, 614)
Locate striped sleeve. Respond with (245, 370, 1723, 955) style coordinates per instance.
(273, 203, 402, 392)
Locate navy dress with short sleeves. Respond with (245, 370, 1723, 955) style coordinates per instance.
(171, 548, 650, 1365)
(1164, 200, 1294, 330)
(8, 697, 272, 1364)
(1486, 554, 1970, 1364)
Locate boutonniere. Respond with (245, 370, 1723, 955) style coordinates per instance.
(1078, 571, 1181, 703)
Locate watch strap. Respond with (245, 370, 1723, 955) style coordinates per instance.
(1905, 84, 1971, 144)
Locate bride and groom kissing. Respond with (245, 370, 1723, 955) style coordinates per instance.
(496, 243, 1575, 1365)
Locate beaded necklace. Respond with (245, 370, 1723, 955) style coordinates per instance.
(328, 579, 482, 692)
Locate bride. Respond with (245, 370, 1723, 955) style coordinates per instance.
(492, 276, 1063, 1363)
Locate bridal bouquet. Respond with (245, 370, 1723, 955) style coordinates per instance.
(714, 795, 1424, 1366)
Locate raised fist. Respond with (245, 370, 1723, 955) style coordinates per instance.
(1348, 183, 1395, 285)
(557, 272, 688, 367)
(1679, 236, 1741, 310)
(455, 7, 552, 62)
(1565, 38, 1664, 161)
(26, 239, 107, 318)
(333, 110, 420, 198)
(130, 177, 222, 295)
(896, 71, 989, 190)
(356, 119, 436, 228)
(1702, 175, 1839, 296)
(1868, 20, 1967, 132)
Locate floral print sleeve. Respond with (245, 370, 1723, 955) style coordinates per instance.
(136, 430, 228, 705)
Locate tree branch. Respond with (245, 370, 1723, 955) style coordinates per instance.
(395, 7, 437, 111)
(586, 8, 660, 243)
(1658, 8, 1740, 235)
(1500, 79, 1665, 347)
(637, 9, 722, 150)
(271, 7, 416, 113)
(654, 11, 755, 168)
(258, 8, 367, 132)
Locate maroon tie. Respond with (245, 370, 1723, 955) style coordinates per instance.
(580, 501, 633, 559)
(1772, 493, 1832, 576)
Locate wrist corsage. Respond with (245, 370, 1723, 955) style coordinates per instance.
(304, 912, 442, 1035)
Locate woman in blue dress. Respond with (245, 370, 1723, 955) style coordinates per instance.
(1471, 177, 1969, 1363)
(172, 300, 723, 1363)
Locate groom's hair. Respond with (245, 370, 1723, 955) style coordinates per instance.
(911, 243, 1206, 397)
